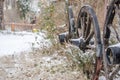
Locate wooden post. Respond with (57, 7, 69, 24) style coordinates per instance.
(11, 23, 15, 31)
(0, 0, 4, 30)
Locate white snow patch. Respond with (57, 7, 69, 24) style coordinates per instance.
(41, 54, 66, 68)
(0, 31, 51, 57)
(114, 78, 120, 80)
(99, 76, 106, 80)
(109, 43, 120, 47)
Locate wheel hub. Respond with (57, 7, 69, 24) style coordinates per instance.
(79, 39, 86, 52)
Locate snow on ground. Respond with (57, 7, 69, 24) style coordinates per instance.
(0, 31, 86, 80)
(0, 30, 51, 57)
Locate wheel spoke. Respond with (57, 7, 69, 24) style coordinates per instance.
(85, 15, 92, 39)
(85, 30, 94, 44)
(111, 24, 120, 42)
(82, 16, 87, 38)
(116, 3, 120, 26)
(113, 4, 120, 42)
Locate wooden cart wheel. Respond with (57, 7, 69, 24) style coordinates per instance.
(77, 5, 102, 80)
(103, 0, 120, 80)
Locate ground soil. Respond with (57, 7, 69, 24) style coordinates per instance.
(0, 48, 86, 80)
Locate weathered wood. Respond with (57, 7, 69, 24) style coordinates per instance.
(0, 0, 4, 29)
(4, 22, 36, 31)
(4, 23, 36, 26)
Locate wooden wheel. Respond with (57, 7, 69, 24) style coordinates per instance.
(77, 5, 102, 80)
(103, 0, 120, 80)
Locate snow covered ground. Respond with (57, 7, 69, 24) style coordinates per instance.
(0, 31, 51, 57)
(0, 31, 86, 80)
